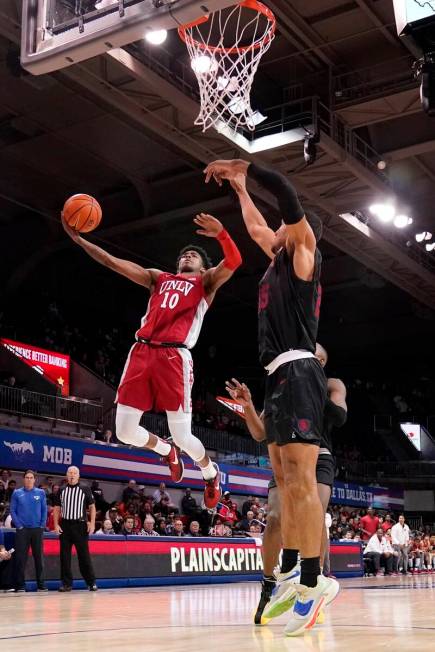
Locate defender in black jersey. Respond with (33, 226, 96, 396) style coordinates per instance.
(226, 345, 347, 625)
(206, 158, 337, 634)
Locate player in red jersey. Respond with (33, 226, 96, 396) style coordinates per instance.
(62, 213, 242, 508)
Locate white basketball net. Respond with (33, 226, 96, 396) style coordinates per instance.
(179, 1, 275, 132)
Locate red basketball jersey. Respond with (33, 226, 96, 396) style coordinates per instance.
(136, 272, 208, 349)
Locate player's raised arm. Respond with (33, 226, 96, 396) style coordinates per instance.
(225, 378, 265, 443)
(230, 175, 275, 259)
(62, 217, 161, 289)
(194, 213, 242, 294)
(205, 159, 319, 280)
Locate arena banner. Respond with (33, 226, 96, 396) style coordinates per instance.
(331, 480, 404, 510)
(16, 534, 263, 584)
(330, 542, 363, 575)
(0, 429, 404, 506)
(0, 429, 271, 496)
(1, 337, 70, 396)
(0, 532, 362, 586)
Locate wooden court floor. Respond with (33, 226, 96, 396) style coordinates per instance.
(1, 576, 435, 651)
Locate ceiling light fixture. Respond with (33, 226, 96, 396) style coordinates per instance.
(190, 55, 217, 74)
(217, 76, 239, 92)
(416, 232, 433, 242)
(369, 203, 395, 223)
(145, 29, 168, 45)
(246, 111, 268, 129)
(393, 215, 413, 228)
(227, 97, 248, 115)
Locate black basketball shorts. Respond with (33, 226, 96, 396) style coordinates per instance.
(267, 454, 335, 494)
(264, 357, 327, 447)
(316, 454, 336, 488)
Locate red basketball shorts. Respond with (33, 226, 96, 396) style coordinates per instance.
(116, 342, 193, 413)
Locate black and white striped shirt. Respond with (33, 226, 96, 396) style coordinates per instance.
(53, 483, 94, 521)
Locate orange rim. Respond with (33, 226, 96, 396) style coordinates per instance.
(178, 0, 276, 55)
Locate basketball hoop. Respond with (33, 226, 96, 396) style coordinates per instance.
(178, 0, 276, 132)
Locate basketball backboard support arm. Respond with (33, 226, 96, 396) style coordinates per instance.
(21, 0, 236, 75)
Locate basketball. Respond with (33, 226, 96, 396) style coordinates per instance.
(62, 194, 102, 233)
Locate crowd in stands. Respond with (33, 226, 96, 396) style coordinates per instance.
(2, 469, 435, 574)
(327, 504, 435, 576)
(191, 398, 247, 435)
(0, 470, 268, 539)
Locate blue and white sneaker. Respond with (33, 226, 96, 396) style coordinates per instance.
(284, 575, 339, 637)
(262, 565, 301, 619)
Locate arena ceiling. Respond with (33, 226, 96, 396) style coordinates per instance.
(1, 0, 435, 383)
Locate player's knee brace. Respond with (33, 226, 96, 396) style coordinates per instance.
(115, 404, 150, 447)
(166, 409, 205, 462)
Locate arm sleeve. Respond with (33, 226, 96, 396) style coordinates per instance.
(10, 492, 23, 529)
(325, 399, 347, 427)
(248, 162, 304, 225)
(217, 229, 242, 271)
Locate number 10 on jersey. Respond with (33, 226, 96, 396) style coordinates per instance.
(160, 292, 180, 310)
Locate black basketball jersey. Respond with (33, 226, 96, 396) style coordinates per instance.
(258, 247, 322, 367)
(320, 396, 347, 453)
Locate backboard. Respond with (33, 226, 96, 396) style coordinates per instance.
(21, 0, 236, 75)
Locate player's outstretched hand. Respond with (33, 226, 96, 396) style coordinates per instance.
(204, 159, 249, 186)
(61, 213, 81, 243)
(225, 378, 252, 407)
(194, 213, 223, 238)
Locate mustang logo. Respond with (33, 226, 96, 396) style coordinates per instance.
(4, 441, 34, 454)
(414, 0, 435, 11)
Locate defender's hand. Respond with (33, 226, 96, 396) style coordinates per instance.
(194, 213, 223, 238)
(225, 378, 252, 407)
(204, 159, 249, 186)
(54, 525, 63, 535)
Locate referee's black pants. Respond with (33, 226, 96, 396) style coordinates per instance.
(60, 520, 96, 587)
(14, 527, 45, 590)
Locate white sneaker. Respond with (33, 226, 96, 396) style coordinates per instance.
(284, 575, 339, 637)
(262, 565, 301, 619)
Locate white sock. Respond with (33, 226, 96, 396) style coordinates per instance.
(201, 459, 217, 481)
(153, 438, 171, 456)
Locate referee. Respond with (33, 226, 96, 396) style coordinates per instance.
(53, 466, 97, 592)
